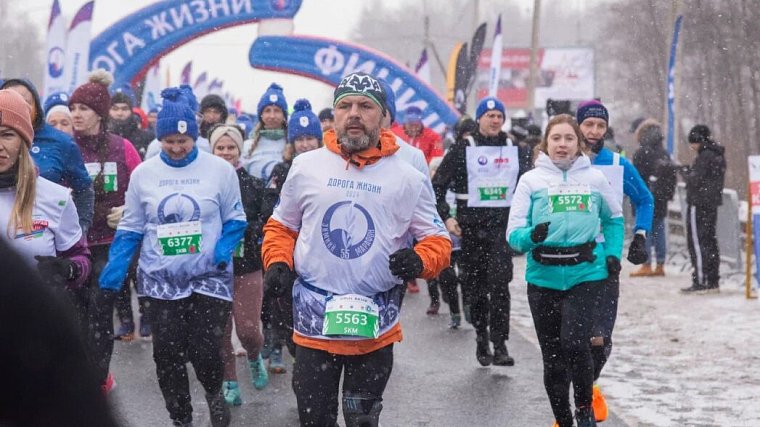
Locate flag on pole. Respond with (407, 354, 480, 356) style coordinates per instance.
(415, 48, 431, 85)
(42, 0, 68, 97)
(488, 14, 503, 98)
(193, 72, 208, 99)
(208, 78, 224, 95)
(141, 61, 162, 113)
(180, 61, 193, 86)
(666, 15, 683, 156)
(446, 42, 472, 114)
(64, 1, 94, 94)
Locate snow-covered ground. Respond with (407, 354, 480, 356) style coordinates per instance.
(509, 254, 760, 427)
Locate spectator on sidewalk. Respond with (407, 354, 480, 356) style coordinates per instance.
(631, 119, 677, 277)
(679, 125, 726, 294)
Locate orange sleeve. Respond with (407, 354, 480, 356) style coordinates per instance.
(414, 235, 451, 279)
(262, 217, 298, 270)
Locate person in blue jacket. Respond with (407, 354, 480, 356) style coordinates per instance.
(576, 100, 653, 422)
(1, 79, 94, 233)
(98, 87, 247, 427)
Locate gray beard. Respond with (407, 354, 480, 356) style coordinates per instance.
(338, 128, 380, 153)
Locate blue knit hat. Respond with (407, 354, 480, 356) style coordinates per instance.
(405, 106, 423, 124)
(43, 92, 70, 116)
(576, 100, 608, 125)
(156, 87, 198, 141)
(287, 99, 322, 143)
(475, 96, 506, 121)
(378, 79, 396, 123)
(178, 84, 198, 113)
(257, 83, 288, 119)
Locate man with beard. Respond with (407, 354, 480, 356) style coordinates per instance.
(261, 72, 450, 427)
(432, 96, 531, 368)
(109, 90, 155, 159)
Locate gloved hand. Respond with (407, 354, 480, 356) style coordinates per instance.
(531, 222, 551, 243)
(627, 233, 648, 265)
(606, 256, 621, 281)
(389, 248, 424, 281)
(107, 205, 125, 229)
(216, 261, 228, 271)
(263, 262, 296, 298)
(35, 255, 78, 287)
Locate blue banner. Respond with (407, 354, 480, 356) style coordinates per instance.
(89, 0, 302, 89)
(666, 15, 683, 155)
(249, 35, 460, 133)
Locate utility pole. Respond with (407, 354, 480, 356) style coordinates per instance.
(423, 13, 447, 77)
(527, 0, 542, 116)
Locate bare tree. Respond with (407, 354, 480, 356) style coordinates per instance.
(0, 0, 44, 87)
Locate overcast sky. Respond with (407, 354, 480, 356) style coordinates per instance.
(20, 0, 413, 113)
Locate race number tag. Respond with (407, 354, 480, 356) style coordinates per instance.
(548, 184, 591, 213)
(322, 294, 380, 338)
(233, 238, 245, 258)
(156, 221, 202, 256)
(478, 182, 509, 201)
(84, 162, 118, 192)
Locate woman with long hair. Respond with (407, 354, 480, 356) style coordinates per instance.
(1, 80, 93, 234)
(506, 114, 624, 427)
(242, 83, 288, 183)
(210, 123, 269, 405)
(0, 89, 91, 314)
(69, 69, 142, 393)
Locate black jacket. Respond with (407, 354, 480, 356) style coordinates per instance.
(683, 143, 726, 207)
(431, 130, 531, 229)
(235, 167, 266, 273)
(261, 161, 291, 223)
(633, 142, 676, 219)
(109, 115, 155, 159)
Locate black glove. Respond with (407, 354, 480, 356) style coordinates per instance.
(34, 255, 78, 287)
(626, 233, 648, 265)
(389, 248, 424, 281)
(531, 222, 551, 243)
(263, 262, 296, 297)
(606, 256, 621, 281)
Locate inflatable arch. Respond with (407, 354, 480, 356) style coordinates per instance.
(249, 35, 459, 133)
(89, 0, 459, 130)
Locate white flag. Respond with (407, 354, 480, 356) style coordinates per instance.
(488, 14, 503, 97)
(141, 62, 161, 113)
(64, 1, 95, 94)
(42, 0, 68, 97)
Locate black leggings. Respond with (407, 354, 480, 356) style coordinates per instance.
(82, 244, 117, 384)
(591, 274, 619, 381)
(292, 344, 394, 426)
(149, 293, 231, 423)
(114, 256, 150, 326)
(528, 280, 603, 426)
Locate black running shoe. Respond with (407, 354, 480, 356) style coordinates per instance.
(206, 392, 231, 427)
